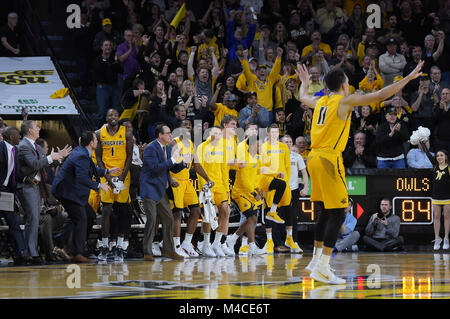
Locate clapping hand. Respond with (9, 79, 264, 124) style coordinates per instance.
(99, 182, 111, 193)
(57, 144, 72, 159)
(107, 167, 121, 175)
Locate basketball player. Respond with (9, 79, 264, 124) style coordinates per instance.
(169, 120, 214, 257)
(297, 61, 424, 284)
(258, 124, 292, 254)
(95, 109, 134, 262)
(196, 126, 231, 257)
(226, 123, 266, 255)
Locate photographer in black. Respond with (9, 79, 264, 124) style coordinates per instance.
(362, 198, 404, 252)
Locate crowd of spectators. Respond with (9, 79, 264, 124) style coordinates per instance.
(46, 0, 450, 170)
(2, 0, 450, 262)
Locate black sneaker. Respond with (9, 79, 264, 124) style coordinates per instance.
(107, 246, 117, 260)
(97, 246, 109, 262)
(115, 247, 124, 262)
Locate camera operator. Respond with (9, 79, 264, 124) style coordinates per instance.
(362, 198, 404, 252)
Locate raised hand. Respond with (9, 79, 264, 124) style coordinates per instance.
(296, 63, 311, 83)
(408, 60, 424, 80)
(277, 47, 283, 57)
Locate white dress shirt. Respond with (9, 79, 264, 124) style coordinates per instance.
(3, 141, 14, 187)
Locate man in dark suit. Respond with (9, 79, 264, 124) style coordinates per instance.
(17, 120, 71, 264)
(140, 123, 184, 260)
(0, 126, 28, 265)
(51, 131, 120, 263)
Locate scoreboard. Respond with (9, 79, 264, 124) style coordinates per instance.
(297, 169, 434, 230)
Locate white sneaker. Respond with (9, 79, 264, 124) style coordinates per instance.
(311, 263, 346, 285)
(152, 242, 162, 256)
(175, 245, 189, 258)
(221, 243, 235, 256)
(443, 238, 450, 250)
(181, 241, 199, 257)
(212, 242, 226, 257)
(248, 243, 266, 256)
(434, 237, 443, 250)
(305, 258, 318, 273)
(225, 236, 237, 252)
(200, 242, 217, 257)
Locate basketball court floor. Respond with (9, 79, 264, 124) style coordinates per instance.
(1, 252, 449, 299)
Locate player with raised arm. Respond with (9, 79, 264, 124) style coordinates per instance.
(297, 60, 424, 284)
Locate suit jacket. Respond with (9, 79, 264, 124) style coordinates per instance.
(0, 141, 19, 192)
(140, 140, 181, 201)
(51, 146, 106, 206)
(17, 137, 50, 183)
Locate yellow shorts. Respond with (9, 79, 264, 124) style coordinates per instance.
(172, 179, 199, 210)
(100, 172, 131, 204)
(263, 185, 292, 208)
(258, 175, 291, 208)
(432, 199, 450, 205)
(232, 192, 259, 213)
(88, 189, 100, 213)
(307, 149, 348, 209)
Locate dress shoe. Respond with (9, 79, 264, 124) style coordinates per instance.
(274, 246, 290, 253)
(53, 247, 71, 260)
(162, 251, 184, 260)
(144, 254, 155, 261)
(28, 256, 44, 265)
(71, 254, 93, 263)
(45, 254, 57, 263)
(13, 256, 27, 266)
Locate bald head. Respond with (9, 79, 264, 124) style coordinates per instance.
(2, 126, 21, 146)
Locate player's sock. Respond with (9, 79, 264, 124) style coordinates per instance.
(318, 254, 330, 267)
(203, 232, 211, 243)
(117, 236, 124, 249)
(184, 233, 193, 244)
(214, 232, 223, 245)
(312, 247, 323, 263)
(269, 204, 278, 213)
(230, 233, 239, 242)
(266, 232, 272, 240)
(102, 237, 109, 248)
(174, 237, 180, 247)
(287, 229, 292, 237)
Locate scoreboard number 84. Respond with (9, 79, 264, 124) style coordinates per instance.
(393, 197, 433, 225)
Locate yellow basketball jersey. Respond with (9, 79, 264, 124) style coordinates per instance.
(170, 136, 194, 180)
(233, 141, 260, 195)
(100, 125, 127, 171)
(260, 141, 291, 182)
(310, 94, 351, 152)
(196, 140, 225, 189)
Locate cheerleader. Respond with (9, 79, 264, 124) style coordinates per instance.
(422, 141, 450, 250)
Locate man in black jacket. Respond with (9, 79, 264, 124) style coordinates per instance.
(0, 127, 27, 265)
(93, 40, 123, 128)
(375, 107, 409, 168)
(343, 131, 377, 168)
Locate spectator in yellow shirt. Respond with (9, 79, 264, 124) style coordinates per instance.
(239, 47, 283, 118)
(210, 83, 239, 127)
(301, 30, 332, 63)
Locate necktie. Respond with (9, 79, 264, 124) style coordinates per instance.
(163, 146, 168, 188)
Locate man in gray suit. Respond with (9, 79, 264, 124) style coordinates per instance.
(17, 120, 71, 264)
